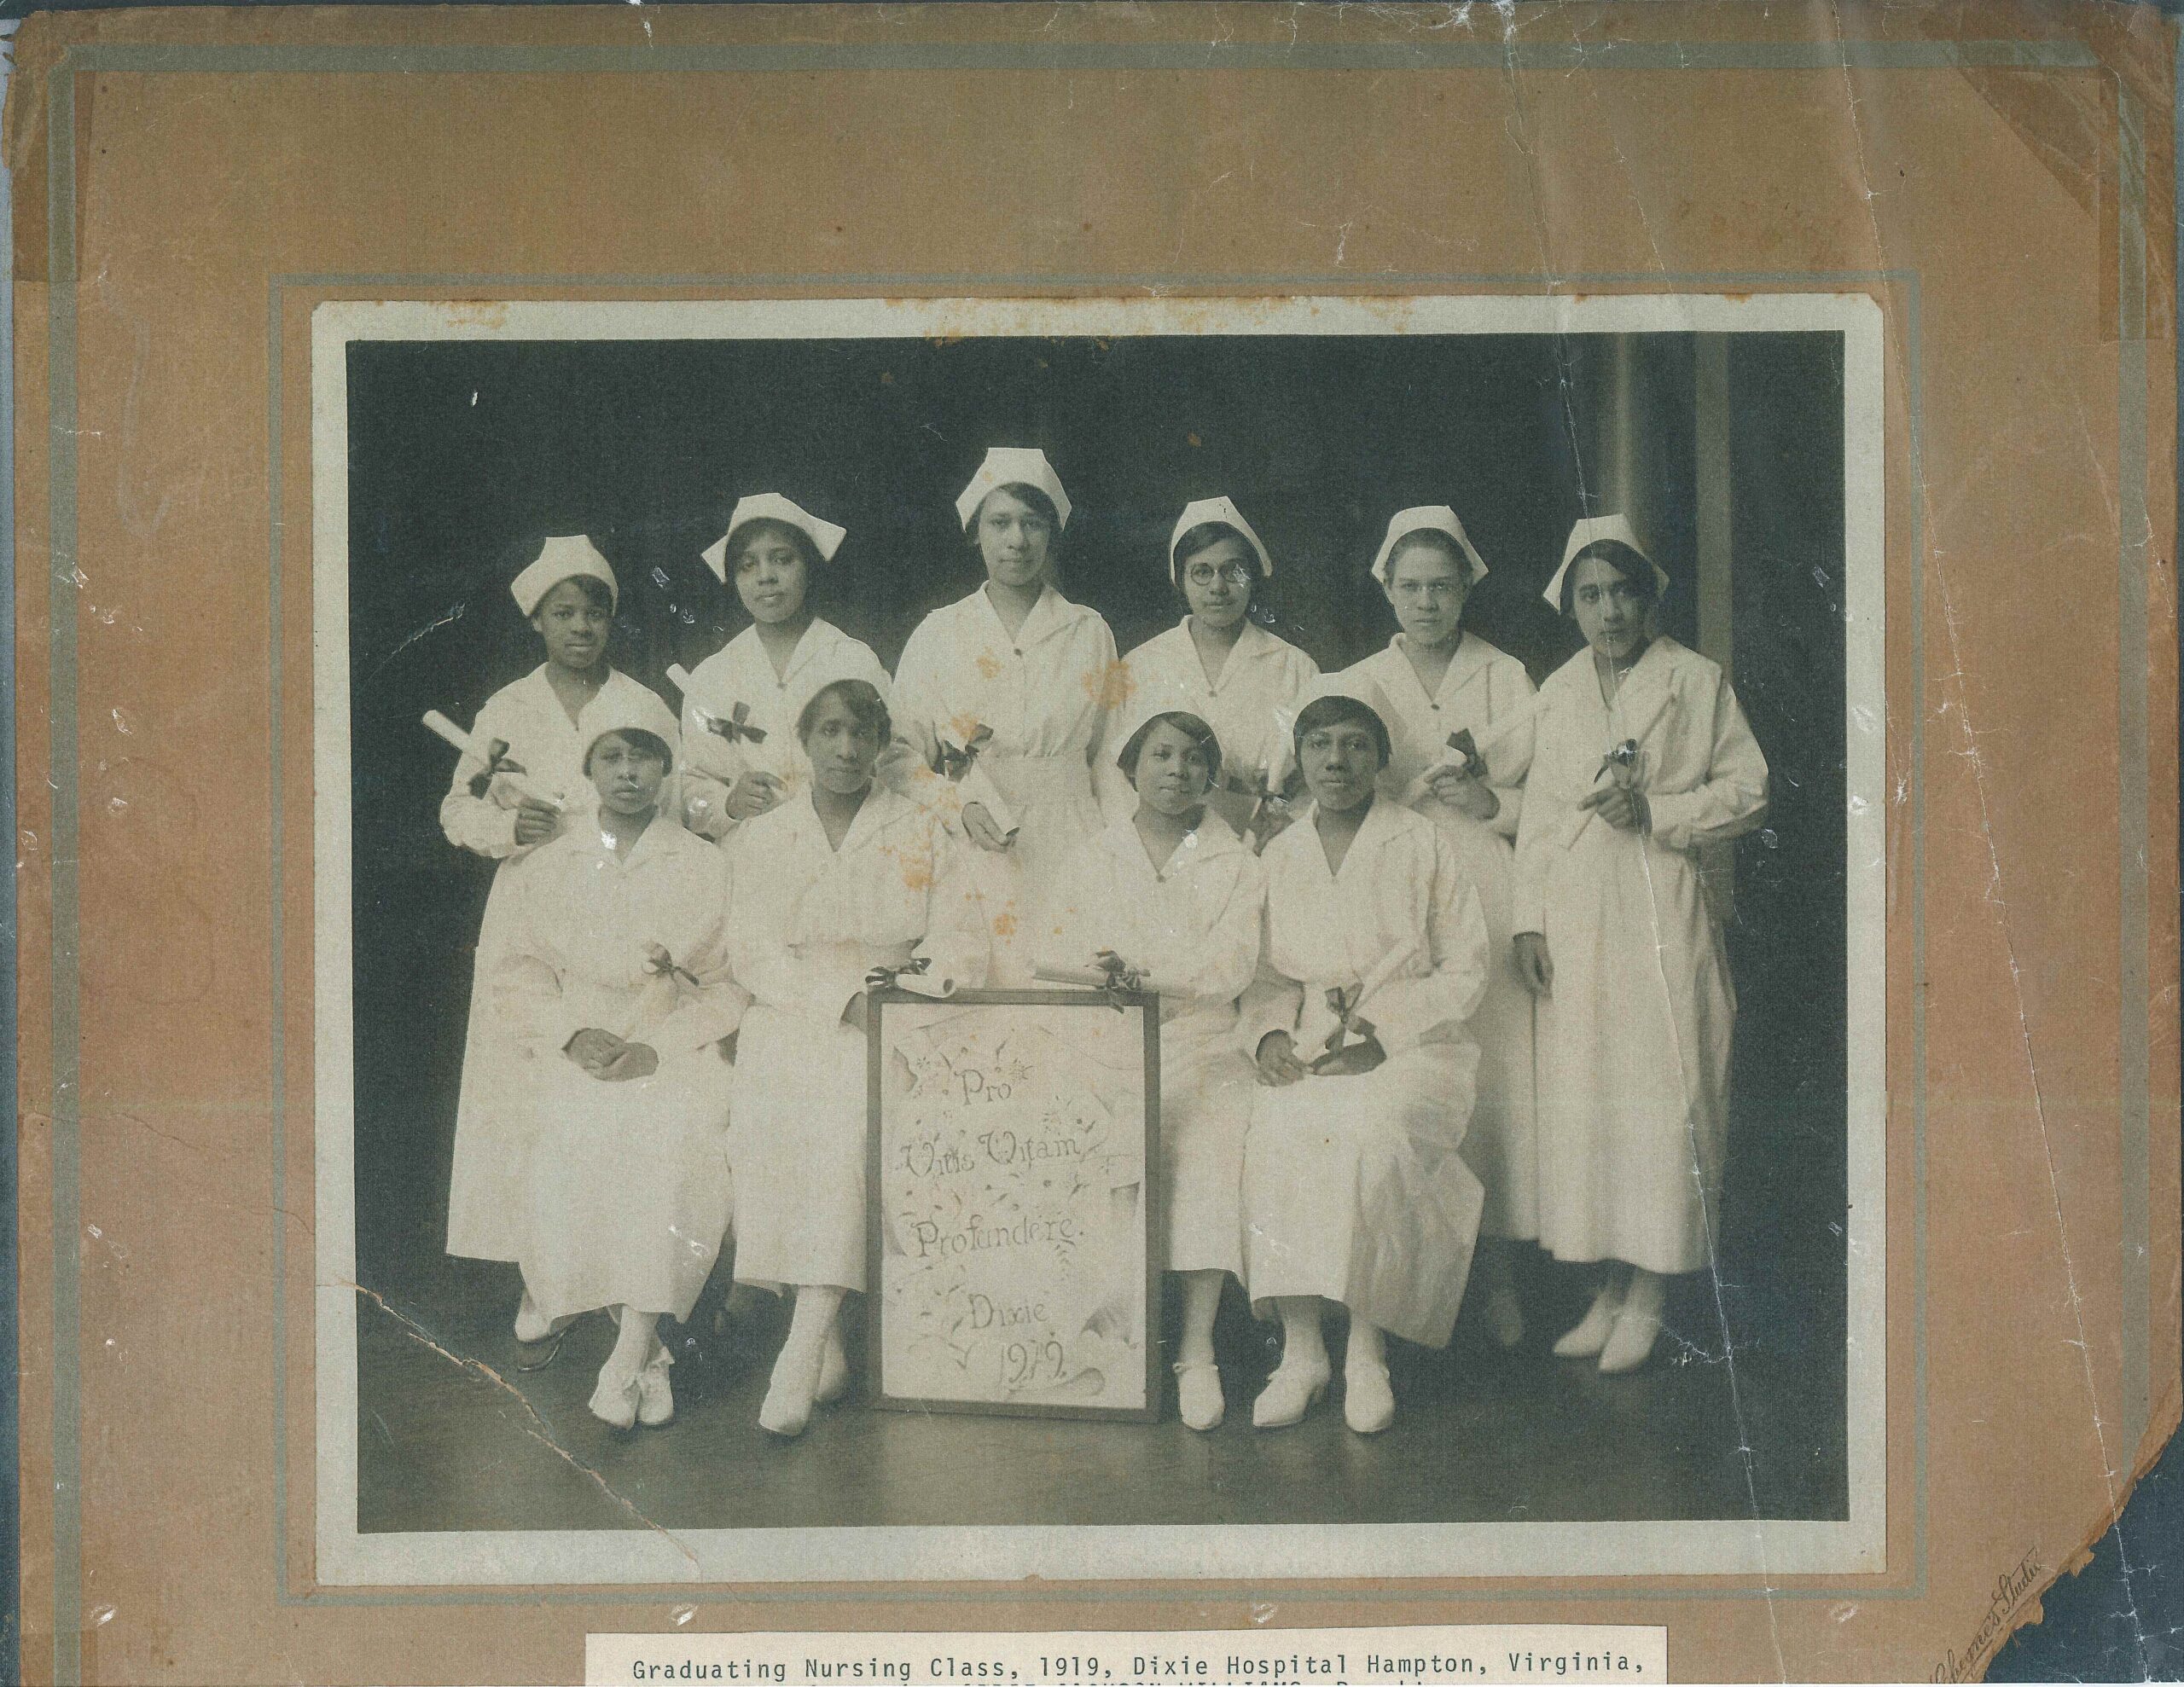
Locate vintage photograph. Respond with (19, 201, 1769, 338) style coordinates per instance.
(310, 294, 1885, 1586)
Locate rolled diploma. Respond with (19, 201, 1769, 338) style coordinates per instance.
(943, 741, 1019, 838)
(892, 966, 956, 1000)
(1031, 962, 1158, 992)
(1298, 937, 1420, 1064)
(423, 710, 563, 812)
(665, 663, 749, 785)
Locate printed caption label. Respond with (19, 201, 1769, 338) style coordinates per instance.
(588, 1626, 1668, 1684)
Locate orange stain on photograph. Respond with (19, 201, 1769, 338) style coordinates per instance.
(991, 907, 1019, 938)
(949, 710, 985, 743)
(1086, 660, 1136, 710)
(974, 653, 1005, 681)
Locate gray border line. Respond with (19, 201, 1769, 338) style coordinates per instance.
(2118, 83, 2154, 1476)
(271, 280, 1909, 1609)
(26, 31, 2140, 1674)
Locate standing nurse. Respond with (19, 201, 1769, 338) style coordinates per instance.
(892, 448, 1121, 981)
(1345, 507, 1538, 1345)
(1513, 517, 1769, 1373)
(439, 536, 684, 1340)
(677, 494, 895, 840)
(1105, 497, 1320, 845)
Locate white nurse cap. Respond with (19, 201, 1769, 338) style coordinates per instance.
(1170, 496, 1273, 577)
(1370, 505, 1488, 585)
(1291, 669, 1397, 741)
(700, 492, 848, 583)
(510, 535, 619, 617)
(955, 447, 1072, 532)
(1541, 513, 1671, 609)
(578, 687, 682, 766)
(1108, 687, 1227, 773)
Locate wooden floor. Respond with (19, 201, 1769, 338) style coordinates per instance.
(354, 1255, 1847, 1535)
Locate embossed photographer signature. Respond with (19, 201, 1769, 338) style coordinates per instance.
(1931, 1546, 2043, 1683)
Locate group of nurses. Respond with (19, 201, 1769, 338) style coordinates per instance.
(435, 449, 1770, 1438)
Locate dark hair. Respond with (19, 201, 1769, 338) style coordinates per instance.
(967, 481, 1063, 536)
(726, 516, 825, 575)
(1170, 521, 1267, 594)
(1558, 540, 1660, 616)
(534, 574, 616, 616)
(797, 677, 892, 745)
(584, 727, 673, 775)
(1383, 529, 1472, 583)
(1118, 710, 1224, 785)
(1292, 693, 1391, 770)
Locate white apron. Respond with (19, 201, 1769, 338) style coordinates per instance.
(1350, 633, 1540, 1240)
(439, 666, 682, 1262)
(1513, 636, 1769, 1276)
(1239, 798, 1490, 1346)
(892, 584, 1120, 982)
(492, 813, 741, 1320)
(1040, 812, 1266, 1277)
(726, 787, 990, 1293)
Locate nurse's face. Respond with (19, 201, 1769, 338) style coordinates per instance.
(1383, 542, 1469, 647)
(1299, 719, 1382, 815)
(974, 489, 1054, 589)
(734, 528, 810, 625)
(1131, 720, 1215, 819)
(530, 577, 612, 672)
(1178, 535, 1257, 632)
(587, 733, 666, 819)
(802, 693, 883, 795)
(1571, 554, 1651, 661)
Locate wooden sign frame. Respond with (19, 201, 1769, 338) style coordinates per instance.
(865, 987, 1164, 1424)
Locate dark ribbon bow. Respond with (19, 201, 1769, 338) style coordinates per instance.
(1596, 738, 1641, 785)
(468, 737, 528, 800)
(864, 955, 932, 991)
(702, 702, 767, 745)
(938, 723, 995, 781)
(1091, 950, 1146, 1012)
(1443, 728, 1480, 773)
(643, 942, 700, 988)
(1308, 984, 1377, 1071)
(1219, 767, 1289, 832)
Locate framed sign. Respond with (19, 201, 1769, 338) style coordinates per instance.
(866, 988, 1163, 1422)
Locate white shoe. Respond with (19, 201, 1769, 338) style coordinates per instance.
(1343, 1360, 1397, 1435)
(1175, 1360, 1225, 1431)
(514, 1291, 575, 1345)
(1598, 1304, 1664, 1375)
(759, 1348, 822, 1439)
(636, 1351, 675, 1427)
(815, 1326, 851, 1406)
(1552, 1280, 1625, 1359)
(589, 1361, 641, 1430)
(1251, 1359, 1331, 1429)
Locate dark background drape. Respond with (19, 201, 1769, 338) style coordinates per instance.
(346, 328, 1847, 1470)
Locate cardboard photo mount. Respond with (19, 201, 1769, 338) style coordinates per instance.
(4, 3, 2177, 1682)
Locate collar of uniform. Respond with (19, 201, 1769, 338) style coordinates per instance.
(583, 804, 685, 868)
(1169, 615, 1281, 687)
(1098, 805, 1246, 877)
(729, 616, 846, 688)
(1284, 791, 1408, 874)
(1595, 634, 1684, 746)
(1388, 630, 1494, 708)
(793, 780, 904, 856)
(973, 583, 1088, 652)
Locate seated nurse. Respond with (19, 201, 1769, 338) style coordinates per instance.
(1039, 701, 1267, 1430)
(728, 679, 991, 1438)
(495, 704, 741, 1430)
(1239, 676, 1490, 1435)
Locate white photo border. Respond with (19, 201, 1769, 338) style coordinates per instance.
(311, 292, 1888, 1587)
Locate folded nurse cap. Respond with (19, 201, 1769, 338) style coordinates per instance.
(1108, 687, 1228, 772)
(1291, 668, 1396, 737)
(510, 535, 619, 617)
(700, 493, 848, 583)
(1371, 505, 1488, 585)
(955, 447, 1072, 532)
(1541, 513, 1671, 609)
(578, 687, 682, 764)
(1170, 496, 1273, 577)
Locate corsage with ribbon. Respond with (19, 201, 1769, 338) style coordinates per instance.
(937, 722, 1020, 841)
(1568, 738, 1644, 844)
(1219, 764, 1292, 838)
(642, 942, 701, 993)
